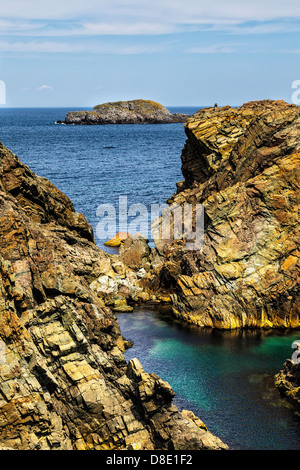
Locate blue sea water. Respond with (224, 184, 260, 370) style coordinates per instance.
(0, 107, 299, 450)
(0, 106, 195, 253)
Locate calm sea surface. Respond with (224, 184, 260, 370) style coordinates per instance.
(0, 107, 299, 450)
(0, 107, 194, 253)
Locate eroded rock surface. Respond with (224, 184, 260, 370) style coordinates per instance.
(60, 100, 190, 125)
(148, 100, 300, 329)
(0, 141, 227, 450)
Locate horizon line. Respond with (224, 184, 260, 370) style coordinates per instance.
(0, 104, 234, 109)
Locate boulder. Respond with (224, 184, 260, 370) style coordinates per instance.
(119, 233, 151, 271)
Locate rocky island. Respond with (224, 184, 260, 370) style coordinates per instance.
(58, 99, 190, 125)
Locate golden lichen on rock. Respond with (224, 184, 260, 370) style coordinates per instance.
(94, 99, 166, 114)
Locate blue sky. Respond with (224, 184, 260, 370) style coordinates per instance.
(1, 0, 300, 107)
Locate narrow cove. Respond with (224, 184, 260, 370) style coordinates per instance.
(1, 107, 299, 451)
(117, 306, 300, 450)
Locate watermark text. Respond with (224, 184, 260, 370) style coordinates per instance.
(0, 80, 6, 105)
(291, 340, 300, 365)
(291, 80, 300, 105)
(96, 196, 204, 251)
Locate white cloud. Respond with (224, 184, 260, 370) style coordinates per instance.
(2, 0, 300, 22)
(0, 19, 46, 32)
(188, 43, 237, 54)
(0, 0, 299, 60)
(1, 0, 300, 36)
(0, 41, 75, 53)
(78, 21, 176, 36)
(280, 49, 300, 53)
(217, 21, 300, 35)
(0, 40, 161, 55)
(36, 85, 53, 92)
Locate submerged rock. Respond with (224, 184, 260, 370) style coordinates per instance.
(0, 141, 227, 450)
(59, 99, 190, 125)
(148, 100, 300, 329)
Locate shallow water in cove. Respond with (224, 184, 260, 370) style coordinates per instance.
(118, 307, 300, 450)
(0, 107, 299, 450)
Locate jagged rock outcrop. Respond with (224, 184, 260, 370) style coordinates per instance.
(0, 141, 227, 450)
(58, 100, 190, 125)
(148, 100, 300, 329)
(275, 342, 300, 408)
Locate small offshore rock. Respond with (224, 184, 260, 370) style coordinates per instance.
(61, 100, 190, 125)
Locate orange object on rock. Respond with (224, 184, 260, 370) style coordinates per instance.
(104, 232, 131, 247)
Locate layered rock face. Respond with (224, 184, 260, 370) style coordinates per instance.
(60, 100, 189, 125)
(0, 142, 227, 450)
(150, 100, 300, 329)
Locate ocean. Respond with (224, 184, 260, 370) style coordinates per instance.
(0, 106, 195, 253)
(0, 106, 299, 450)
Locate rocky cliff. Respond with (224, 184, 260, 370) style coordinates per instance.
(143, 100, 300, 329)
(59, 100, 190, 125)
(0, 141, 227, 450)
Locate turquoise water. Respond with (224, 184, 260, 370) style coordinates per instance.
(118, 307, 300, 450)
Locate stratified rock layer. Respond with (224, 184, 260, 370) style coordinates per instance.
(61, 100, 189, 125)
(150, 100, 300, 329)
(0, 141, 227, 450)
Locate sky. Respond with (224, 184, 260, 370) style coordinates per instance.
(1, 0, 300, 107)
